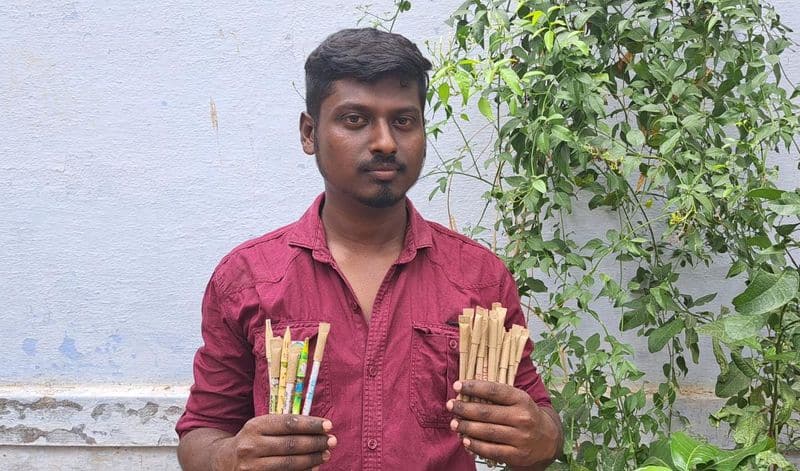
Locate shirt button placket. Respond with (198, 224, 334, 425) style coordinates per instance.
(367, 438, 378, 450)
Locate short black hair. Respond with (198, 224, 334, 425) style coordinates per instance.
(304, 28, 432, 120)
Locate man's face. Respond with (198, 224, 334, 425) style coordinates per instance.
(300, 76, 426, 209)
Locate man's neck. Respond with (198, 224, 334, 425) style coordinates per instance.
(320, 192, 408, 253)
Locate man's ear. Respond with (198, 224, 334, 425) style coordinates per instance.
(299, 112, 315, 155)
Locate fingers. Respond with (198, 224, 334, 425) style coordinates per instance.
(256, 434, 337, 456)
(449, 417, 521, 447)
(247, 414, 332, 436)
(447, 398, 508, 425)
(447, 395, 539, 431)
(234, 415, 337, 468)
(458, 435, 520, 465)
(453, 380, 527, 406)
(247, 449, 332, 471)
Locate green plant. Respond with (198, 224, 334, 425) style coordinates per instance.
(388, 0, 800, 468)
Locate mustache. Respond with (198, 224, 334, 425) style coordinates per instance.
(357, 154, 407, 172)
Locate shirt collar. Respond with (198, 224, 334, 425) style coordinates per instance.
(287, 193, 433, 264)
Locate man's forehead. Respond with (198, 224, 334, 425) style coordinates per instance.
(322, 77, 421, 109)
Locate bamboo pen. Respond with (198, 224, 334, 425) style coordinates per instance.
(302, 322, 330, 415)
(458, 309, 473, 400)
(283, 341, 304, 414)
(277, 328, 291, 414)
(268, 337, 283, 413)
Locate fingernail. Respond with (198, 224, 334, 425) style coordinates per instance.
(327, 435, 337, 448)
(450, 419, 459, 431)
(322, 450, 331, 462)
(446, 399, 454, 411)
(322, 420, 333, 432)
(462, 437, 471, 448)
(453, 381, 463, 392)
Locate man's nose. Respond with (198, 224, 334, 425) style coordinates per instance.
(369, 119, 398, 155)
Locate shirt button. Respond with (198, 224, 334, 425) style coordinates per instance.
(449, 339, 458, 350)
(367, 438, 378, 450)
(350, 301, 359, 312)
(368, 365, 377, 377)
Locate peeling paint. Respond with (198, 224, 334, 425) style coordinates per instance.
(21, 339, 37, 356)
(0, 397, 82, 420)
(58, 336, 83, 361)
(0, 385, 187, 447)
(210, 98, 218, 131)
(0, 424, 96, 445)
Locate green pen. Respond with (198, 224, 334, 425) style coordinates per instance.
(291, 338, 309, 414)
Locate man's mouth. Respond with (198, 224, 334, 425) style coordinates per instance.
(362, 162, 405, 181)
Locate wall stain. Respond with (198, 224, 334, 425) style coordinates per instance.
(210, 98, 219, 132)
(91, 401, 165, 424)
(21, 338, 37, 356)
(0, 424, 96, 445)
(127, 402, 158, 424)
(0, 397, 82, 420)
(59, 336, 84, 360)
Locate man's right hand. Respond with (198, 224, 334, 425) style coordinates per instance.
(211, 415, 336, 471)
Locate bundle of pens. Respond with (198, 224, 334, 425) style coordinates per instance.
(264, 320, 330, 415)
(458, 303, 530, 467)
(458, 302, 530, 399)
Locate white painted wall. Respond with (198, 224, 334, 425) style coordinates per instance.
(1, 0, 798, 467)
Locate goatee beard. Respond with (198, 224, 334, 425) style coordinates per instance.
(359, 183, 402, 208)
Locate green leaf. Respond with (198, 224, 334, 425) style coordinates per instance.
(499, 67, 523, 95)
(544, 30, 555, 51)
(714, 438, 773, 471)
(478, 96, 494, 121)
(437, 82, 450, 104)
(531, 179, 547, 194)
(767, 201, 800, 216)
(715, 361, 751, 397)
(670, 432, 720, 470)
(697, 314, 767, 347)
(726, 260, 747, 279)
(732, 412, 767, 446)
(693, 293, 717, 306)
(755, 449, 793, 469)
(745, 235, 771, 249)
(731, 351, 759, 379)
(454, 69, 471, 104)
(627, 128, 646, 147)
(748, 188, 784, 200)
(732, 269, 799, 316)
(659, 131, 681, 155)
(648, 318, 684, 353)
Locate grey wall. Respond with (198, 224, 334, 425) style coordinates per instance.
(1, 0, 798, 468)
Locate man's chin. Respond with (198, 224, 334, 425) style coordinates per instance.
(358, 187, 403, 209)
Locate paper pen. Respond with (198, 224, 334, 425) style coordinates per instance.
(301, 322, 330, 415)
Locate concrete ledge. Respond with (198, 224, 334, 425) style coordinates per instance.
(0, 445, 180, 470)
(0, 384, 187, 447)
(1, 383, 795, 467)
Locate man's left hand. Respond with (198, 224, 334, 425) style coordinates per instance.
(447, 380, 562, 470)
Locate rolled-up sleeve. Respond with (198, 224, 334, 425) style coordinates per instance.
(176, 274, 255, 437)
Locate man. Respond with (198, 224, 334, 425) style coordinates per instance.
(176, 28, 562, 470)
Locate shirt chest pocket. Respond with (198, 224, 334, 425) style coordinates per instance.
(253, 321, 332, 419)
(409, 322, 460, 428)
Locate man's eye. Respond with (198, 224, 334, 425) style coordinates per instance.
(345, 115, 365, 125)
(395, 117, 413, 126)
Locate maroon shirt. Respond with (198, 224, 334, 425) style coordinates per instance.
(177, 194, 551, 470)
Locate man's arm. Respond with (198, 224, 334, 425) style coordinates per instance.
(178, 427, 235, 471)
(447, 380, 563, 470)
(178, 416, 336, 471)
